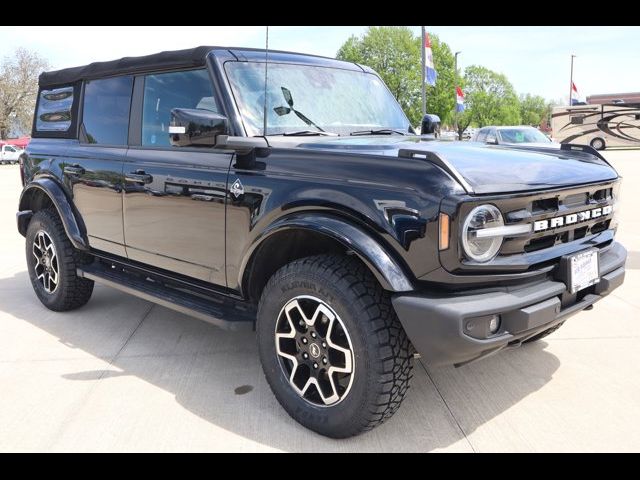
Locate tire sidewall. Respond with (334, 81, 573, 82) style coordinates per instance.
(257, 268, 377, 436)
(26, 213, 68, 308)
(591, 138, 605, 150)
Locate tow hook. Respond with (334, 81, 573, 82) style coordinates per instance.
(584, 304, 594, 311)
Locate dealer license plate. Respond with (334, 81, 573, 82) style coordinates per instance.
(569, 249, 600, 294)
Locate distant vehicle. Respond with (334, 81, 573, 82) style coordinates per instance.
(552, 103, 640, 150)
(0, 144, 22, 164)
(462, 128, 476, 140)
(472, 126, 557, 146)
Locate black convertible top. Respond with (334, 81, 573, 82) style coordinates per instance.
(39, 45, 216, 87)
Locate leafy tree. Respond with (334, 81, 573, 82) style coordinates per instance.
(462, 65, 521, 128)
(336, 27, 456, 127)
(0, 48, 49, 139)
(519, 93, 550, 126)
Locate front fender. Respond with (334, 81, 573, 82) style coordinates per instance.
(17, 177, 89, 251)
(240, 213, 414, 293)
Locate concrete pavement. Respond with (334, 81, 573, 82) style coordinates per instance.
(1, 150, 639, 452)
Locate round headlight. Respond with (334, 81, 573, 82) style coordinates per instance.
(461, 204, 504, 262)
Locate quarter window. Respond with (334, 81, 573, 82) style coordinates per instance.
(82, 76, 133, 145)
(476, 129, 488, 142)
(36, 86, 74, 132)
(142, 69, 218, 147)
(570, 115, 584, 125)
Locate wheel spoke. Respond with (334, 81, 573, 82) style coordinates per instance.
(32, 230, 59, 294)
(275, 295, 355, 407)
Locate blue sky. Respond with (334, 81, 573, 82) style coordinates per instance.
(1, 26, 638, 102)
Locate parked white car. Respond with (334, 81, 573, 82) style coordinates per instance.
(0, 144, 22, 164)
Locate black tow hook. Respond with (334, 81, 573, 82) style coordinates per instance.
(584, 304, 594, 311)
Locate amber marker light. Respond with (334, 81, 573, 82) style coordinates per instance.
(439, 213, 450, 251)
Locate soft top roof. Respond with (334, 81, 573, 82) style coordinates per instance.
(39, 46, 367, 88)
(39, 45, 216, 88)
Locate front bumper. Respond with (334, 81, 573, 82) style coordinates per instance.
(392, 241, 627, 367)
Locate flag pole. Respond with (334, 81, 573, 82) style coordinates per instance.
(569, 54, 575, 106)
(421, 26, 426, 117)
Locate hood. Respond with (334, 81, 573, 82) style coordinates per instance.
(293, 136, 618, 194)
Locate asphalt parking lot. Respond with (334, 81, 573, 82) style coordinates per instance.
(1, 150, 639, 452)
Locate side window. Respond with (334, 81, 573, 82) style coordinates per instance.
(634, 114, 640, 121)
(36, 86, 74, 132)
(82, 76, 133, 145)
(476, 129, 488, 142)
(570, 115, 584, 125)
(142, 69, 218, 147)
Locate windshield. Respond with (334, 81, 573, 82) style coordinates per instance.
(225, 62, 411, 136)
(498, 128, 551, 143)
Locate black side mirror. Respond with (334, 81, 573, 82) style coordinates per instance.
(421, 114, 441, 135)
(169, 108, 229, 147)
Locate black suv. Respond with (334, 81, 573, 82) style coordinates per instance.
(17, 46, 626, 438)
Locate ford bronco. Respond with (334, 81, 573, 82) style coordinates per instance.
(17, 46, 626, 438)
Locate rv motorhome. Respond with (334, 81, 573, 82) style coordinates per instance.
(551, 103, 640, 150)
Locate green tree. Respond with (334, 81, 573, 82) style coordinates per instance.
(519, 93, 550, 126)
(0, 48, 49, 139)
(336, 26, 456, 127)
(463, 65, 521, 128)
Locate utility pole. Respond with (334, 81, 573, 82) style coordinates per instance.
(421, 26, 426, 117)
(454, 51, 461, 138)
(569, 54, 576, 106)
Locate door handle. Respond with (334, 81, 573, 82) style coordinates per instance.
(64, 165, 85, 175)
(126, 170, 153, 184)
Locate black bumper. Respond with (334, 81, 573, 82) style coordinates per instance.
(392, 241, 627, 367)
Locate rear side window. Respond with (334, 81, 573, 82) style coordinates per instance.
(36, 87, 74, 132)
(570, 115, 584, 125)
(82, 76, 133, 145)
(476, 129, 488, 142)
(142, 69, 217, 147)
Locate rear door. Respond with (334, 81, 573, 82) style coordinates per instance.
(62, 75, 132, 257)
(123, 69, 231, 285)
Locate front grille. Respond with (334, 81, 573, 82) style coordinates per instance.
(498, 182, 617, 255)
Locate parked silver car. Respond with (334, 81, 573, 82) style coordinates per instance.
(472, 126, 558, 147)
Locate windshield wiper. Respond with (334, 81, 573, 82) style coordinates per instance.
(277, 130, 338, 136)
(350, 129, 407, 136)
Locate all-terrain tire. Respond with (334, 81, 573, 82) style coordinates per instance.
(257, 254, 413, 438)
(25, 209, 94, 311)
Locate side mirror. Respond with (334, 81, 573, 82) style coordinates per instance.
(486, 135, 498, 145)
(169, 108, 229, 147)
(421, 114, 441, 135)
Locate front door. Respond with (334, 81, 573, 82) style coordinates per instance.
(123, 69, 230, 286)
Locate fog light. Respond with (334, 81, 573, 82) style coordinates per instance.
(488, 315, 500, 334)
(465, 314, 502, 339)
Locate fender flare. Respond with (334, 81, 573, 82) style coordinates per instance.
(18, 178, 89, 251)
(240, 213, 414, 293)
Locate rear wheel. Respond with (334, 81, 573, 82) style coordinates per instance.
(590, 137, 606, 151)
(257, 254, 413, 438)
(26, 209, 94, 311)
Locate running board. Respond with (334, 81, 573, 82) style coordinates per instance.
(77, 262, 255, 331)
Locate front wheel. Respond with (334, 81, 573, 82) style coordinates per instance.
(257, 254, 413, 438)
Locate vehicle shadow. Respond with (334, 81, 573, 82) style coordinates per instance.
(0, 270, 560, 452)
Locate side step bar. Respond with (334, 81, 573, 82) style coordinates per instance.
(77, 262, 255, 331)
